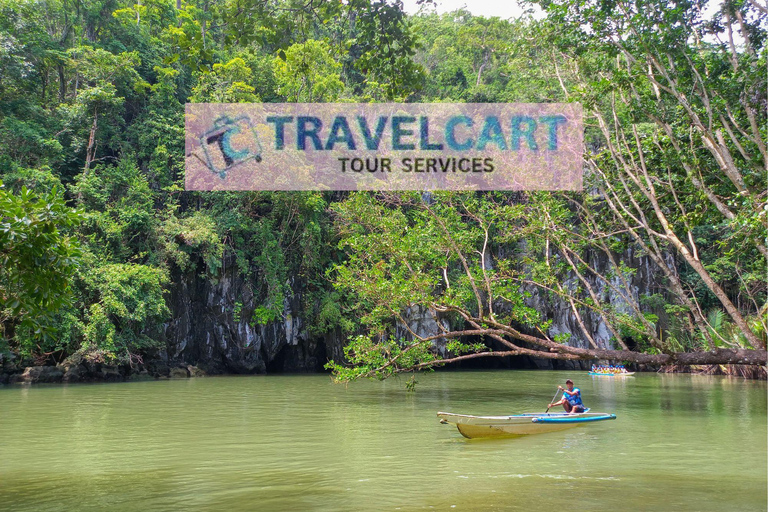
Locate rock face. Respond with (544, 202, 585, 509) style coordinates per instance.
(512, 247, 665, 370)
(524, 247, 661, 350)
(0, 245, 665, 385)
(155, 245, 665, 374)
(160, 255, 349, 375)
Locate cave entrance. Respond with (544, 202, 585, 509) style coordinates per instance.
(315, 340, 328, 372)
(265, 344, 289, 373)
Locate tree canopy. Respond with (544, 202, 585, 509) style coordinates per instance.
(327, 0, 768, 380)
(0, 0, 764, 375)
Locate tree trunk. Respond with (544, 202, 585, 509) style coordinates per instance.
(57, 64, 66, 102)
(77, 109, 98, 202)
(546, 346, 767, 366)
(476, 50, 489, 87)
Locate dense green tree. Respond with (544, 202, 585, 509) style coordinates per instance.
(0, 0, 763, 376)
(272, 40, 343, 102)
(0, 180, 82, 350)
(532, 0, 767, 348)
(326, 0, 767, 381)
(326, 188, 765, 383)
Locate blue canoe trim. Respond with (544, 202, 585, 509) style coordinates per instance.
(531, 414, 616, 424)
(513, 408, 591, 417)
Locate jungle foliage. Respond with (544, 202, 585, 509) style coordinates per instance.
(0, 0, 764, 374)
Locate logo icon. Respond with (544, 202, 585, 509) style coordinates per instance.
(200, 115, 263, 178)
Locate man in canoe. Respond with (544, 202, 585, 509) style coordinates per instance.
(549, 379, 585, 414)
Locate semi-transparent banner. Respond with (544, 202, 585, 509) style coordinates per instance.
(185, 103, 583, 191)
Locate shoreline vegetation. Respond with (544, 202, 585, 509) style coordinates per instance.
(1, 0, 766, 383)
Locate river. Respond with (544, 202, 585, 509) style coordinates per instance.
(0, 370, 765, 511)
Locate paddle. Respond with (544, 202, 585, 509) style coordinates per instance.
(545, 388, 561, 414)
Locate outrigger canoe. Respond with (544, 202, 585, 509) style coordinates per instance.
(437, 410, 617, 439)
(588, 372, 635, 376)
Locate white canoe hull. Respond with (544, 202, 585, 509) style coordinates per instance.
(437, 411, 616, 439)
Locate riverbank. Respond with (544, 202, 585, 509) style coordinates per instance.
(658, 363, 767, 379)
(2, 356, 765, 385)
(0, 354, 226, 385)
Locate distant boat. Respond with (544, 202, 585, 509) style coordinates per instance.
(588, 372, 635, 376)
(437, 410, 617, 439)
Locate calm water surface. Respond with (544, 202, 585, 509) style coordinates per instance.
(0, 371, 765, 511)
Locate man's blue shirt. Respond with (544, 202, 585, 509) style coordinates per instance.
(565, 388, 583, 406)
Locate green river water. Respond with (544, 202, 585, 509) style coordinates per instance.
(0, 370, 765, 511)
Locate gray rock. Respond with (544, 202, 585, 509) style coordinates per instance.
(149, 363, 171, 378)
(100, 366, 123, 382)
(187, 365, 206, 377)
(61, 364, 84, 383)
(128, 370, 154, 382)
(14, 366, 63, 384)
(169, 367, 189, 379)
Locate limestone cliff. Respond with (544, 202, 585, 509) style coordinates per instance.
(156, 247, 667, 373)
